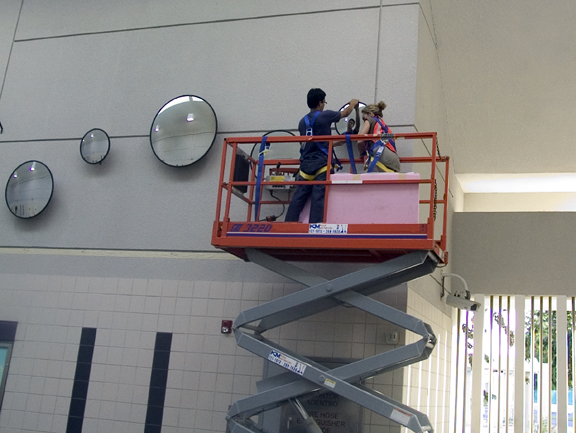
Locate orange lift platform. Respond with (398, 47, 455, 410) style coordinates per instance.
(212, 132, 449, 433)
(212, 132, 449, 265)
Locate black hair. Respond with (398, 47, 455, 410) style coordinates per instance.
(307, 88, 326, 109)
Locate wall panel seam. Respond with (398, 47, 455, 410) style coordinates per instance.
(14, 4, 418, 42)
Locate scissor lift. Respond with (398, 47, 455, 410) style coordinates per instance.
(212, 132, 449, 433)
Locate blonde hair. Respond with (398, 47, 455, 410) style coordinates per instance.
(361, 101, 387, 117)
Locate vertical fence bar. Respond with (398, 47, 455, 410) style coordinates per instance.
(454, 308, 461, 433)
(558, 296, 568, 433)
(462, 309, 470, 431)
(472, 295, 485, 433)
(539, 296, 544, 432)
(548, 297, 552, 433)
(531, 297, 535, 433)
(489, 296, 494, 431)
(449, 310, 458, 433)
(515, 295, 525, 433)
(572, 298, 576, 433)
(505, 296, 511, 432)
(443, 328, 450, 433)
(497, 296, 502, 433)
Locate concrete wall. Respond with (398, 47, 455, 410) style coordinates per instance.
(0, 2, 452, 432)
(452, 212, 576, 296)
(411, 0, 453, 342)
(1, 1, 421, 251)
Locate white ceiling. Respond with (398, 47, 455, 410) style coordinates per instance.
(429, 0, 576, 177)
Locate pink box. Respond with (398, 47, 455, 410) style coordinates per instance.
(298, 172, 420, 224)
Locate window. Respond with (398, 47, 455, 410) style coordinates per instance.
(0, 321, 17, 412)
(0, 342, 12, 411)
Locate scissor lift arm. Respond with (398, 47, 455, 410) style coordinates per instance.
(227, 249, 439, 433)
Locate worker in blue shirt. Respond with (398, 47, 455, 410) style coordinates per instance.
(286, 88, 359, 223)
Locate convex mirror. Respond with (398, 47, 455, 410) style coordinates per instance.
(5, 161, 54, 218)
(335, 101, 366, 135)
(150, 95, 217, 167)
(80, 128, 110, 164)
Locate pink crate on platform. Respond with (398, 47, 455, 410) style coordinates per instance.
(298, 172, 420, 224)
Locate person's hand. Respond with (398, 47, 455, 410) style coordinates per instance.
(350, 98, 359, 107)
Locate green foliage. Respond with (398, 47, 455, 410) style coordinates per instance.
(524, 310, 574, 390)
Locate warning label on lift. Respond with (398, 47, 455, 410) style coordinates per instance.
(268, 350, 307, 375)
(308, 224, 348, 234)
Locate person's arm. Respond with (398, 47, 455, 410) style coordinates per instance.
(340, 99, 359, 117)
(358, 119, 371, 135)
(353, 106, 360, 134)
(357, 119, 371, 154)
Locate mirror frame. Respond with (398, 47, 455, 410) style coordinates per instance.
(80, 128, 111, 164)
(334, 101, 367, 135)
(250, 130, 296, 158)
(5, 160, 54, 219)
(149, 95, 218, 168)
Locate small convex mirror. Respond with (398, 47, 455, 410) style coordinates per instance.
(80, 128, 110, 164)
(150, 95, 217, 167)
(335, 101, 366, 135)
(5, 160, 54, 218)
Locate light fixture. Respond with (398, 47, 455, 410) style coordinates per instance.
(441, 272, 480, 311)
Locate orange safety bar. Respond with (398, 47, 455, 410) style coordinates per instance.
(212, 132, 449, 264)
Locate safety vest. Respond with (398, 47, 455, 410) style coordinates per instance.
(365, 117, 397, 173)
(371, 117, 396, 153)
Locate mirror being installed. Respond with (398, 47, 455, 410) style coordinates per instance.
(150, 95, 217, 167)
(5, 161, 54, 219)
(80, 128, 110, 164)
(334, 101, 366, 135)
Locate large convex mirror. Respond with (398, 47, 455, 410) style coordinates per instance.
(334, 102, 366, 135)
(150, 95, 217, 167)
(5, 161, 54, 218)
(80, 128, 110, 164)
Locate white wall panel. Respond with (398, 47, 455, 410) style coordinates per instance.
(0, 4, 424, 252)
(0, 8, 388, 141)
(376, 4, 419, 125)
(415, 9, 447, 147)
(0, 1, 22, 97)
(0, 135, 224, 250)
(15, 1, 417, 40)
(418, 0, 434, 41)
(452, 212, 576, 296)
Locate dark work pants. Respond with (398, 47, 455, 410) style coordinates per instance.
(285, 171, 327, 223)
